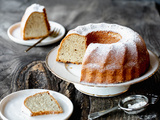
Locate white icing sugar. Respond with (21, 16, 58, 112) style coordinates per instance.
(21, 3, 45, 36)
(128, 101, 147, 109)
(67, 23, 140, 43)
(83, 42, 135, 71)
(27, 3, 44, 12)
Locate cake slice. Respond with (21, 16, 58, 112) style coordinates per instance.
(22, 91, 63, 116)
(21, 3, 50, 40)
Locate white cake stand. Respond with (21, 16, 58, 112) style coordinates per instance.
(46, 46, 159, 97)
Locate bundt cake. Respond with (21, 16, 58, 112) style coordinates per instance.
(21, 3, 50, 40)
(56, 23, 150, 84)
(22, 91, 63, 116)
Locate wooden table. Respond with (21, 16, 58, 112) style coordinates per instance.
(0, 0, 160, 119)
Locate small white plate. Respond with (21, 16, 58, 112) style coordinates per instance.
(45, 46, 159, 97)
(7, 21, 65, 46)
(0, 89, 73, 120)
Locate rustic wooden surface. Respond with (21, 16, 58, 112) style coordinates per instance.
(0, 0, 160, 120)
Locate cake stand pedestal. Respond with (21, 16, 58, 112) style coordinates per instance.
(74, 83, 129, 97)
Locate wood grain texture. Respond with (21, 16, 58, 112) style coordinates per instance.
(0, 0, 160, 120)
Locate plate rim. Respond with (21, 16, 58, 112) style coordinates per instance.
(7, 21, 65, 46)
(45, 46, 159, 87)
(0, 89, 73, 120)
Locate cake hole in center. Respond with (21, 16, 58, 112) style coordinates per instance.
(86, 31, 122, 46)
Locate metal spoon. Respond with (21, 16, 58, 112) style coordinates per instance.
(88, 94, 159, 120)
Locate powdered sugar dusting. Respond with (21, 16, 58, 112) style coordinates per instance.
(82, 42, 130, 71)
(128, 101, 147, 109)
(67, 23, 141, 43)
(27, 4, 44, 12)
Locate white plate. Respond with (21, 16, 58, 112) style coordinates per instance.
(0, 89, 73, 120)
(7, 21, 65, 46)
(45, 46, 159, 97)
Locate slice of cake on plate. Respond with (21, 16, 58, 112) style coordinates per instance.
(22, 91, 63, 116)
(21, 3, 50, 40)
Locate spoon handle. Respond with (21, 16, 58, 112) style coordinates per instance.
(88, 106, 119, 120)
